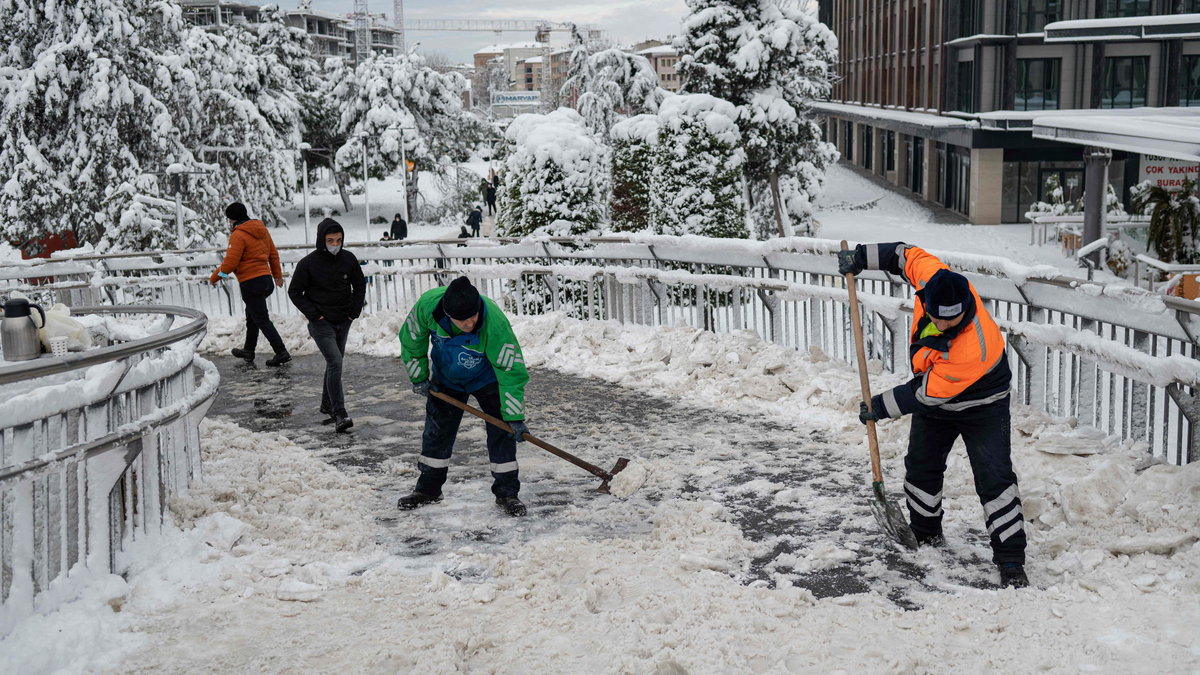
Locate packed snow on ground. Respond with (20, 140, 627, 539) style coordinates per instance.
(8, 308, 1198, 673)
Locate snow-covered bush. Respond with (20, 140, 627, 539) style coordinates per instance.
(497, 109, 609, 238)
(653, 94, 746, 239)
(675, 0, 839, 237)
(1133, 178, 1200, 265)
(609, 115, 661, 233)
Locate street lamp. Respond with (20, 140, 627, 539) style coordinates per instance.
(359, 133, 372, 241)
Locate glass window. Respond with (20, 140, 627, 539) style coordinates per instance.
(863, 127, 874, 172)
(956, 61, 975, 113)
(884, 130, 896, 172)
(1184, 56, 1200, 107)
(843, 121, 854, 163)
(1188, 0, 1200, 11)
(959, 0, 981, 38)
(1104, 0, 1152, 17)
(1102, 56, 1148, 109)
(1016, 59, 1061, 110)
(1018, 0, 1061, 33)
(943, 146, 971, 216)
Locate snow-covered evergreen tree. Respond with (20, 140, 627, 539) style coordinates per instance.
(565, 48, 664, 139)
(497, 109, 608, 237)
(609, 115, 661, 233)
(676, 0, 838, 237)
(653, 94, 746, 239)
(0, 0, 206, 250)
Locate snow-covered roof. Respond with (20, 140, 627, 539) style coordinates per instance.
(522, 56, 544, 64)
(286, 8, 348, 22)
(1045, 13, 1200, 41)
(637, 45, 678, 56)
(475, 41, 547, 55)
(1032, 110, 1200, 162)
(810, 102, 975, 130)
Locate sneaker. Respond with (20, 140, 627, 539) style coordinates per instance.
(496, 496, 527, 517)
(334, 414, 354, 433)
(319, 405, 336, 425)
(231, 348, 254, 360)
(266, 352, 291, 367)
(397, 491, 442, 510)
(998, 563, 1029, 589)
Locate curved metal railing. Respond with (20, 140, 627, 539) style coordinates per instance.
(0, 305, 217, 634)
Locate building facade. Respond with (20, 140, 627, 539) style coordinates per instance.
(817, 1, 1200, 223)
(637, 44, 683, 92)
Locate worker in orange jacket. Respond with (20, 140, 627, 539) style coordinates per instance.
(839, 242, 1028, 588)
(210, 202, 290, 366)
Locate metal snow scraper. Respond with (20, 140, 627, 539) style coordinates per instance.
(429, 391, 631, 494)
(841, 241, 919, 551)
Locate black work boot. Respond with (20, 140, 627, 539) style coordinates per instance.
(266, 352, 291, 367)
(398, 491, 442, 510)
(334, 413, 353, 433)
(914, 529, 945, 547)
(998, 563, 1029, 589)
(231, 348, 254, 360)
(496, 496, 527, 517)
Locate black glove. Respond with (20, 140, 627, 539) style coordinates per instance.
(838, 249, 865, 276)
(508, 420, 529, 443)
(412, 380, 432, 397)
(859, 401, 880, 425)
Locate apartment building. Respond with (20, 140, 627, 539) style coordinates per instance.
(816, 1, 1200, 224)
(180, 0, 262, 29)
(637, 44, 683, 92)
(285, 9, 352, 60)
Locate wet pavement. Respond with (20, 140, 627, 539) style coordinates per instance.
(210, 354, 995, 606)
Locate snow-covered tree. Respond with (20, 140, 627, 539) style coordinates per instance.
(562, 41, 664, 139)
(609, 115, 661, 233)
(497, 109, 609, 237)
(0, 0, 209, 251)
(302, 57, 353, 212)
(653, 94, 746, 239)
(676, 0, 839, 237)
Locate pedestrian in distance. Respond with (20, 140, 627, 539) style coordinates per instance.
(839, 241, 1028, 588)
(478, 178, 489, 211)
(390, 213, 407, 241)
(466, 205, 483, 237)
(398, 276, 531, 517)
(485, 182, 497, 216)
(210, 202, 290, 366)
(489, 169, 500, 189)
(287, 218, 366, 433)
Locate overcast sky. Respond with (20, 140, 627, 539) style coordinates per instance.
(299, 0, 690, 63)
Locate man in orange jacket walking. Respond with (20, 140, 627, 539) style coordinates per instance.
(210, 202, 290, 366)
(839, 242, 1028, 588)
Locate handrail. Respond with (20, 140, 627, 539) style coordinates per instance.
(0, 305, 207, 386)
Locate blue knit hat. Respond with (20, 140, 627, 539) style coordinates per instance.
(916, 269, 972, 319)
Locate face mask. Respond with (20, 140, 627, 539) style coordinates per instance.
(326, 244, 341, 256)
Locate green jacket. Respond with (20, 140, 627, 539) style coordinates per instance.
(399, 286, 529, 421)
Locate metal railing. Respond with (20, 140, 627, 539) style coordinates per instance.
(0, 306, 217, 633)
(6, 235, 1200, 465)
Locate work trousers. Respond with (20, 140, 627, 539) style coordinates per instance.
(239, 275, 286, 356)
(415, 382, 519, 498)
(903, 398, 1026, 564)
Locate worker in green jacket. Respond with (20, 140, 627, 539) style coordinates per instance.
(397, 276, 531, 517)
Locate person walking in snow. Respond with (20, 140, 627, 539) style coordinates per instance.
(287, 218, 366, 433)
(839, 242, 1028, 588)
(479, 178, 490, 210)
(397, 276, 531, 517)
(466, 205, 483, 237)
(210, 202, 290, 366)
(485, 182, 497, 216)
(390, 213, 407, 241)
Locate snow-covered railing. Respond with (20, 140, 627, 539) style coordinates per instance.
(5, 235, 1200, 464)
(0, 306, 218, 634)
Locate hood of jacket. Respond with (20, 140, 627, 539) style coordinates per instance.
(233, 219, 270, 241)
(315, 218, 345, 256)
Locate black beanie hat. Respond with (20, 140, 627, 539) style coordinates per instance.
(225, 202, 249, 222)
(916, 269, 972, 319)
(442, 276, 481, 320)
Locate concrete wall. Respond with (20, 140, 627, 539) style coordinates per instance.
(969, 148, 1004, 224)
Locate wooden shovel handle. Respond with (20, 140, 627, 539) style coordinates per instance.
(841, 241, 885, 483)
(429, 390, 613, 480)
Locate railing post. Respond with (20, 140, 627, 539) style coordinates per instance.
(756, 287, 782, 344)
(1076, 318, 1099, 427)
(1166, 384, 1200, 464)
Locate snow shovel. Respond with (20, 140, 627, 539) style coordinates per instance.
(429, 390, 631, 494)
(841, 241, 919, 550)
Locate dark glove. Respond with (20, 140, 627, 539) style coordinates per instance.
(507, 421, 529, 443)
(859, 401, 880, 425)
(837, 249, 865, 276)
(412, 380, 432, 397)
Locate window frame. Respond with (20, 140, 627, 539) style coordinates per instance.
(1015, 58, 1061, 111)
(1102, 56, 1149, 109)
(1184, 55, 1200, 107)
(1017, 0, 1061, 33)
(1104, 0, 1152, 17)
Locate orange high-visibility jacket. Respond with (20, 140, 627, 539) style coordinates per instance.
(853, 242, 1011, 419)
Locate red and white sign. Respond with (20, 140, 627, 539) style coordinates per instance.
(1139, 155, 1200, 191)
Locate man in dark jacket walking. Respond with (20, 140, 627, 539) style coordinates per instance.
(485, 183, 497, 216)
(466, 205, 483, 237)
(390, 213, 407, 241)
(288, 218, 366, 433)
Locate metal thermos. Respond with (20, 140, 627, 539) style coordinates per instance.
(2, 298, 46, 362)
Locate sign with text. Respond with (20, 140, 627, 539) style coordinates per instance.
(1139, 154, 1199, 191)
(492, 91, 541, 106)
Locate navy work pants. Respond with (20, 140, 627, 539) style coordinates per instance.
(903, 398, 1026, 564)
(415, 382, 519, 498)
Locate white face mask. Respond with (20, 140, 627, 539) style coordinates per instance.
(326, 244, 341, 256)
